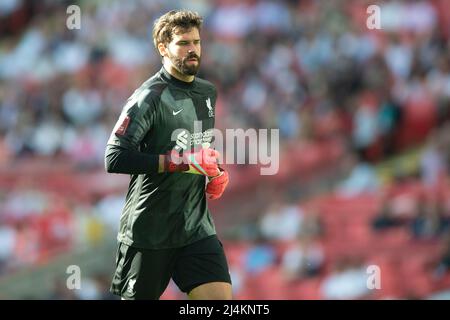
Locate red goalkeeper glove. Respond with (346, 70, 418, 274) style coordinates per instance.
(206, 168, 229, 200)
(159, 148, 220, 176)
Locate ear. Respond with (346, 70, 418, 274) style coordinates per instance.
(157, 42, 167, 57)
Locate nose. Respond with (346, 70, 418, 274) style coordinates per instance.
(187, 49, 197, 58)
(187, 43, 197, 54)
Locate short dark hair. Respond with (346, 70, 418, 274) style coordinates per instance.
(152, 10, 203, 49)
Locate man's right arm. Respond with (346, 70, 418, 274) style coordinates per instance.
(105, 88, 159, 175)
(105, 144, 159, 174)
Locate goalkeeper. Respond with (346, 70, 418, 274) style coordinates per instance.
(105, 10, 231, 300)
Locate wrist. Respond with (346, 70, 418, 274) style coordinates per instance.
(158, 154, 165, 173)
(158, 153, 189, 173)
(208, 167, 225, 180)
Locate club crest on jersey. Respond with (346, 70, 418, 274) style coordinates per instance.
(127, 278, 136, 294)
(206, 98, 214, 117)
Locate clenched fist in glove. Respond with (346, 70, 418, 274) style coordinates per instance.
(206, 167, 229, 200)
(159, 148, 220, 177)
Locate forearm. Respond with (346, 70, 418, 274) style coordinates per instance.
(105, 144, 160, 174)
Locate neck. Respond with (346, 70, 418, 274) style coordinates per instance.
(163, 60, 194, 83)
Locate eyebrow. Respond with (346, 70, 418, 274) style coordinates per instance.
(176, 39, 201, 44)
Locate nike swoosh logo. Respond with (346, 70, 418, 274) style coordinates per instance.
(172, 109, 183, 116)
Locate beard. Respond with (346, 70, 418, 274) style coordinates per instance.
(168, 51, 201, 76)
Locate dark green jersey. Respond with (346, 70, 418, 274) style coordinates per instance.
(106, 67, 218, 249)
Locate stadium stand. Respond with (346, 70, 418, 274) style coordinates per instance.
(1, 0, 450, 299)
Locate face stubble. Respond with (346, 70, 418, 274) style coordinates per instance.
(167, 48, 201, 76)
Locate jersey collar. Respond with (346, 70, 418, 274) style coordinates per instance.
(160, 66, 195, 89)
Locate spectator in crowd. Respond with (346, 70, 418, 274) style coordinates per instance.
(320, 256, 371, 300)
(244, 233, 276, 275)
(337, 151, 380, 198)
(259, 198, 303, 242)
(410, 197, 450, 240)
(420, 132, 448, 189)
(433, 233, 450, 279)
(47, 277, 78, 300)
(298, 207, 324, 239)
(281, 235, 324, 282)
(377, 90, 403, 157)
(0, 224, 16, 275)
(372, 195, 404, 231)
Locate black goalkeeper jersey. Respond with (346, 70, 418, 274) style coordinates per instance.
(105, 66, 218, 249)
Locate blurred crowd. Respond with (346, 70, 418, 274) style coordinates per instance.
(1, 0, 450, 162)
(1, 0, 450, 299)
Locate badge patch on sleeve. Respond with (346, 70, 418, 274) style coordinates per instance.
(115, 116, 130, 136)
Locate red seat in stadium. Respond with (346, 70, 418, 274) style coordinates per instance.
(287, 278, 323, 300)
(244, 267, 287, 300)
